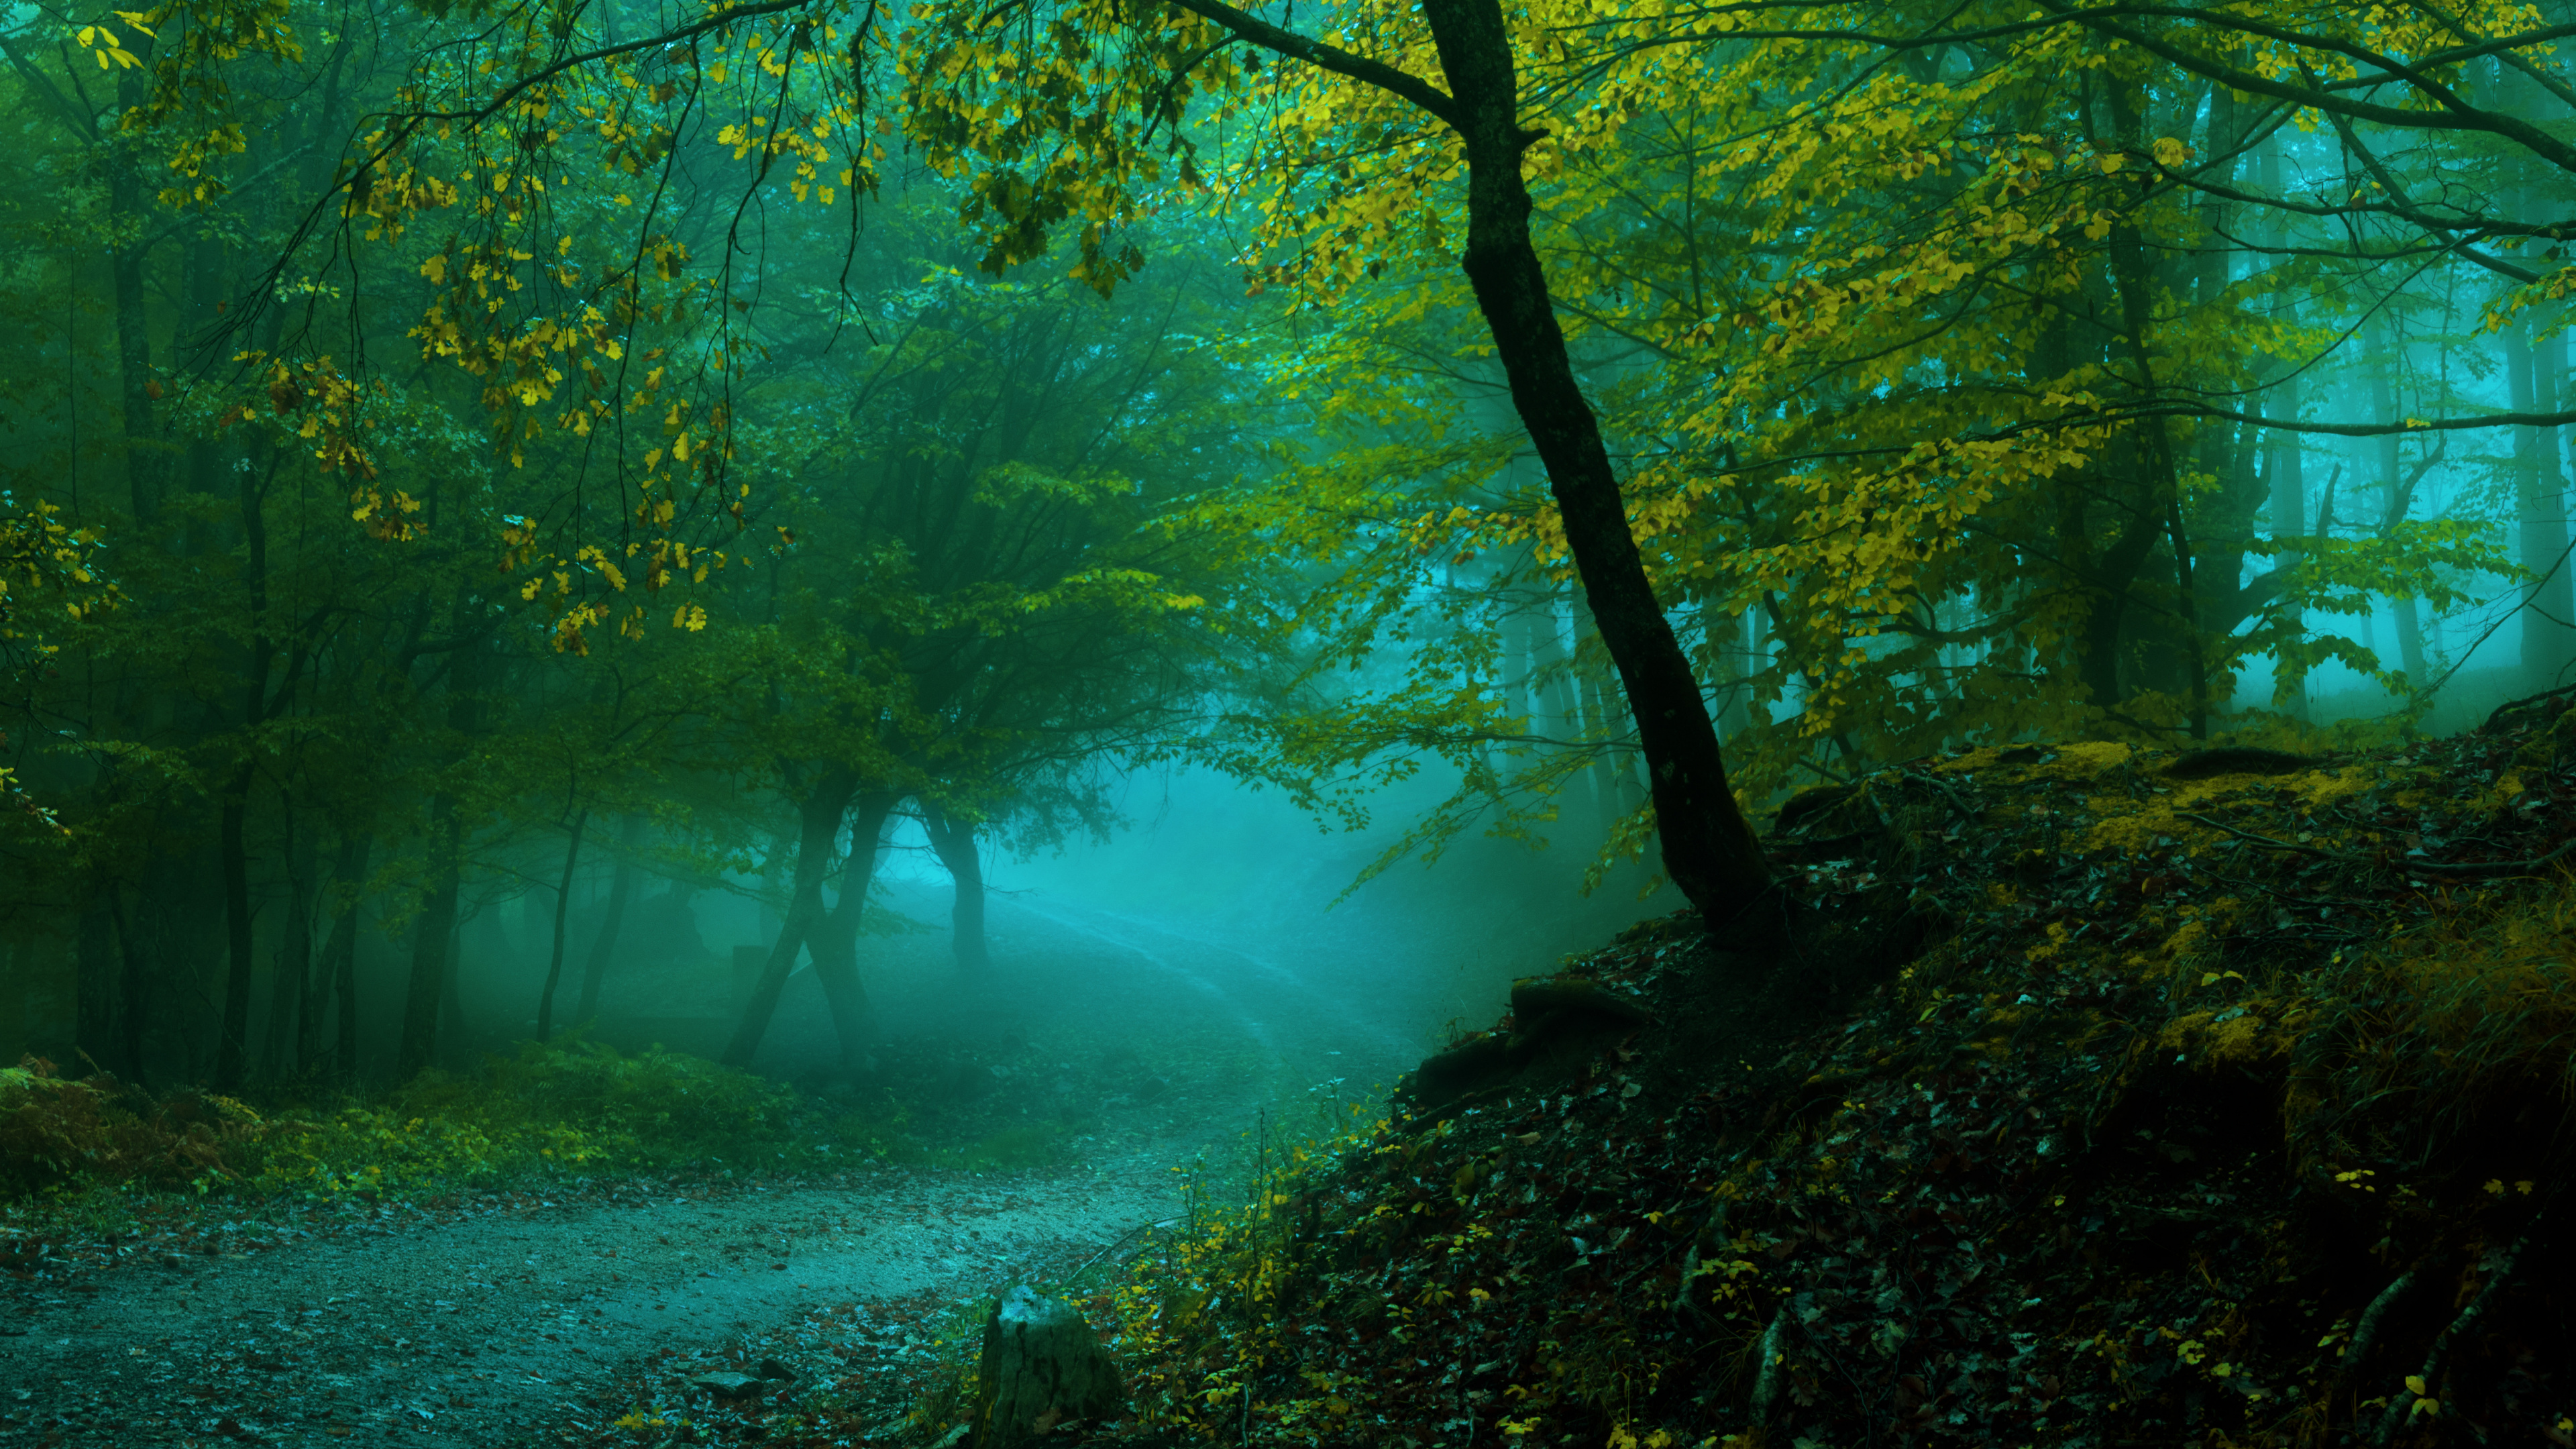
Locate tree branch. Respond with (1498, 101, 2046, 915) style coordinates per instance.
(1154, 0, 1460, 129)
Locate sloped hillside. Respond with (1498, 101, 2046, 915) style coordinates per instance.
(1081, 696, 2576, 1448)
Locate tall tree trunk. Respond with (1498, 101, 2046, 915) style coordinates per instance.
(397, 800, 464, 1081)
(396, 642, 484, 1083)
(262, 802, 316, 1084)
(74, 901, 128, 1079)
(2256, 136, 2308, 722)
(214, 765, 258, 1092)
(805, 792, 900, 1073)
(572, 813, 643, 1025)
(724, 769, 856, 1067)
(535, 810, 588, 1044)
(921, 806, 989, 973)
(317, 833, 370, 1082)
(1527, 588, 1590, 816)
(109, 65, 160, 527)
(2367, 317, 2430, 689)
(1418, 0, 1770, 925)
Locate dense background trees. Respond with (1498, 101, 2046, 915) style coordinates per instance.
(5, 0, 2575, 1085)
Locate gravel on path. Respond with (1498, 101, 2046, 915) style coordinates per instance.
(0, 1165, 1177, 1448)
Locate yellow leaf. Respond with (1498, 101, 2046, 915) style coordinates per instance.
(421, 254, 447, 284)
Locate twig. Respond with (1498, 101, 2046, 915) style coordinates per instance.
(1748, 1299, 1796, 1424)
(1899, 768, 1978, 823)
(1063, 1217, 1182, 1281)
(2176, 812, 2343, 861)
(2402, 835, 2576, 879)
(2373, 1238, 2527, 1446)
(2334, 1271, 2414, 1395)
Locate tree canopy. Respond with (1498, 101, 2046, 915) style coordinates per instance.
(7, 0, 2576, 1082)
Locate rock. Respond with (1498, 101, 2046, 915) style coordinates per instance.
(1509, 976, 1652, 1027)
(973, 1285, 1122, 1448)
(686, 1371, 765, 1399)
(1396, 975, 1655, 1122)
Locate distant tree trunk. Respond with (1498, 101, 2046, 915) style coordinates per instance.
(805, 791, 900, 1073)
(214, 765, 258, 1093)
(317, 834, 370, 1081)
(397, 800, 464, 1081)
(1527, 589, 1591, 818)
(109, 63, 160, 527)
(2367, 317, 2430, 689)
(535, 810, 588, 1044)
(2255, 136, 2309, 723)
(572, 813, 643, 1025)
(396, 640, 484, 1083)
(724, 769, 856, 1067)
(921, 806, 989, 973)
(74, 901, 129, 1079)
(262, 804, 316, 1084)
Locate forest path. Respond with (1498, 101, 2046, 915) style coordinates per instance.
(0, 1168, 1175, 1448)
(3, 888, 1482, 1448)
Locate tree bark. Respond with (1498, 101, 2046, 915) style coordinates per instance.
(921, 806, 989, 973)
(724, 769, 857, 1067)
(572, 813, 643, 1025)
(1414, 0, 1768, 925)
(535, 810, 588, 1044)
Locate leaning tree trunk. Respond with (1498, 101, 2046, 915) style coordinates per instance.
(921, 806, 989, 973)
(723, 768, 857, 1067)
(805, 792, 901, 1071)
(1416, 0, 1769, 928)
(572, 813, 641, 1026)
(535, 809, 588, 1044)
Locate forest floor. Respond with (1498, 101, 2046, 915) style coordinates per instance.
(0, 877, 1632, 1449)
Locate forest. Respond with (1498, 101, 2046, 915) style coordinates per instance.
(2, 0, 2575, 1446)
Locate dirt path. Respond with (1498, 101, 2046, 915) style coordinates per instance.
(0, 891, 1474, 1448)
(0, 1167, 1176, 1447)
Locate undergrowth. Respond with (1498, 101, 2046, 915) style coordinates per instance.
(905, 704, 2576, 1449)
(0, 1033, 899, 1216)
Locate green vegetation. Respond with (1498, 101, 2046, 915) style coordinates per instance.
(0, 1036, 895, 1213)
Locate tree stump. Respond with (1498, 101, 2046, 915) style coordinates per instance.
(973, 1285, 1123, 1447)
